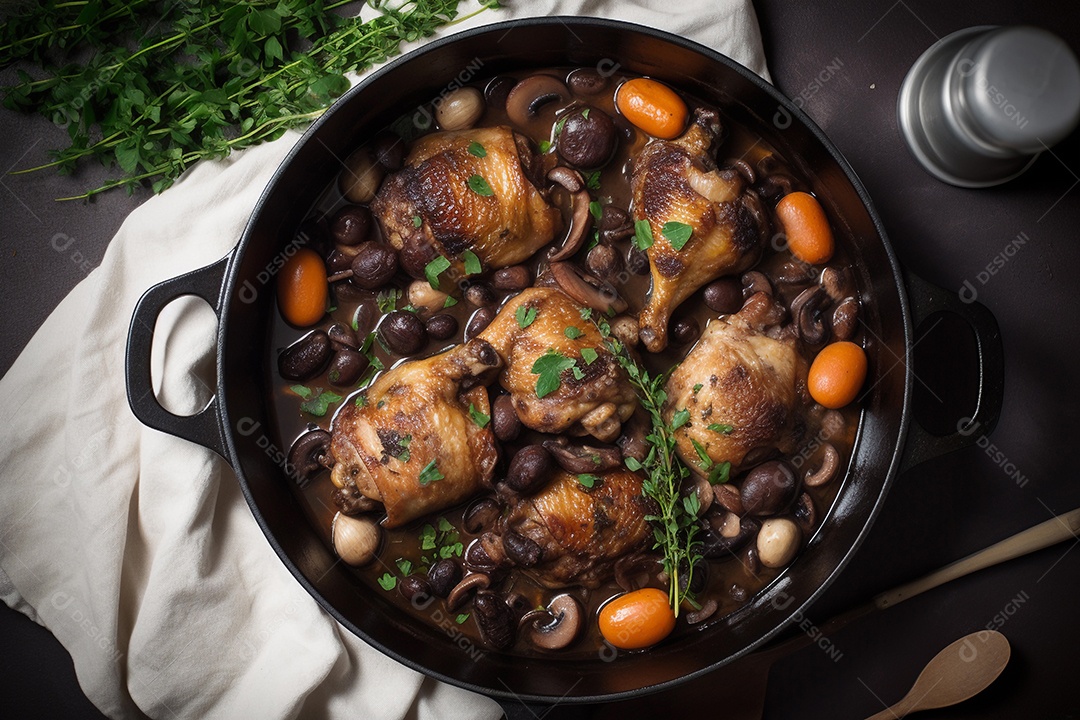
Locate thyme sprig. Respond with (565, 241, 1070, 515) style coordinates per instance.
(602, 331, 702, 615)
(1, 0, 500, 200)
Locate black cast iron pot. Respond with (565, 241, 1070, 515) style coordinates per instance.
(125, 18, 1003, 717)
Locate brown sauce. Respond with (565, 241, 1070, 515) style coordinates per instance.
(268, 66, 862, 659)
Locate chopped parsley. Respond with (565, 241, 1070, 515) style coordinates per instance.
(461, 249, 482, 276)
(424, 256, 451, 289)
(411, 215, 423, 228)
(455, 613, 470, 624)
(564, 326, 583, 339)
(579, 307, 593, 320)
(377, 573, 397, 591)
(671, 408, 691, 430)
(708, 461, 732, 485)
(442, 295, 458, 308)
(418, 459, 444, 485)
(468, 403, 490, 428)
(633, 219, 654, 250)
(516, 304, 537, 329)
(538, 140, 552, 153)
(581, 347, 599, 365)
(299, 389, 342, 417)
(396, 558, 413, 575)
(467, 141, 486, 158)
(571, 365, 585, 380)
(419, 517, 464, 568)
(531, 348, 576, 399)
(467, 174, 494, 196)
(662, 221, 693, 250)
(553, 115, 568, 136)
(577, 473, 598, 488)
(589, 200, 603, 222)
(392, 434, 412, 462)
(693, 383, 703, 394)
(376, 287, 401, 313)
(585, 170, 601, 190)
(290, 384, 312, 399)
(581, 108, 591, 120)
(708, 423, 734, 434)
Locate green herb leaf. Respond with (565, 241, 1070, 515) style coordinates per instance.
(377, 288, 401, 314)
(579, 306, 593, 321)
(377, 573, 397, 591)
(443, 295, 458, 308)
(467, 174, 494, 196)
(589, 200, 603, 222)
(418, 459, 444, 486)
(693, 383, 703, 394)
(581, 347, 599, 365)
(564, 326, 583, 339)
(290, 384, 313, 399)
(300, 390, 342, 417)
(585, 170, 601, 190)
(571, 366, 585, 380)
(671, 408, 691, 430)
(625, 456, 643, 472)
(577, 473, 598, 488)
(690, 438, 713, 470)
(633, 219, 654, 250)
(412, 215, 423, 228)
(581, 108, 591, 120)
(467, 141, 486, 157)
(393, 434, 412, 462)
(468, 403, 491, 428)
(708, 423, 734, 434)
(354, 395, 367, 408)
(531, 348, 576, 399)
(420, 523, 437, 551)
(396, 558, 413, 576)
(539, 140, 552, 153)
(455, 613, 470, 624)
(707, 460, 732, 485)
(425, 256, 451, 290)
(553, 115, 568, 136)
(662, 221, 693, 250)
(461, 249, 482, 276)
(516, 305, 537, 329)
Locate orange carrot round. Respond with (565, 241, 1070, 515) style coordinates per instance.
(776, 191, 835, 265)
(615, 78, 688, 140)
(277, 247, 328, 327)
(598, 588, 677, 650)
(808, 341, 867, 409)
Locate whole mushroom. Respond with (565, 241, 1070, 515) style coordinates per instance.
(522, 594, 583, 651)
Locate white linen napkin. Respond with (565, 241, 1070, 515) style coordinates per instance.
(0, 1, 769, 717)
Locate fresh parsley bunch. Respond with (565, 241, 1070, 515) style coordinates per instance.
(0, 0, 499, 200)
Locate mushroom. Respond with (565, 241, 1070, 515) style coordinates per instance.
(278, 330, 332, 381)
(820, 266, 854, 302)
(685, 598, 718, 625)
(478, 531, 506, 566)
(546, 166, 593, 262)
(427, 558, 462, 598)
(723, 157, 757, 184)
(502, 530, 543, 568)
(739, 291, 786, 329)
(713, 482, 745, 515)
(287, 429, 333, 486)
(542, 438, 622, 474)
(740, 460, 799, 516)
(484, 76, 517, 111)
(578, 401, 623, 444)
(567, 68, 609, 96)
(700, 510, 759, 559)
(524, 594, 583, 650)
(756, 517, 801, 569)
(339, 147, 384, 204)
(794, 492, 817, 536)
(741, 270, 773, 298)
(796, 287, 831, 347)
(435, 86, 484, 131)
(473, 590, 516, 650)
(832, 297, 860, 341)
(616, 411, 649, 464)
(557, 106, 618, 169)
(549, 261, 627, 315)
(445, 572, 490, 612)
(331, 513, 381, 566)
(505, 74, 569, 127)
(463, 497, 501, 535)
(599, 206, 634, 244)
(614, 553, 660, 593)
(609, 314, 640, 348)
(692, 474, 714, 516)
(331, 485, 379, 515)
(804, 443, 841, 487)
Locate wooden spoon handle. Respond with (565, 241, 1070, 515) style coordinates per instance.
(874, 507, 1080, 610)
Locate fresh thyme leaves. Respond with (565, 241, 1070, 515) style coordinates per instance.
(425, 256, 451, 290)
(690, 438, 711, 469)
(708, 422, 734, 434)
(633, 219, 654, 250)
(531, 348, 576, 399)
(461, 249, 482, 276)
(601, 333, 701, 615)
(515, 304, 537, 329)
(662, 221, 693, 250)
(467, 174, 494, 196)
(671, 408, 691, 430)
(468, 403, 490, 428)
(0, 0, 499, 200)
(467, 141, 486, 157)
(707, 461, 731, 485)
(418, 459, 444, 486)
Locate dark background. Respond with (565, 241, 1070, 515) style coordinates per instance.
(2, 1, 1078, 718)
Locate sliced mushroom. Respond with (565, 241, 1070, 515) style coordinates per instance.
(578, 401, 622, 444)
(502, 530, 543, 568)
(445, 572, 490, 612)
(506, 75, 569, 127)
(741, 270, 773, 298)
(832, 297, 860, 341)
(796, 287, 831, 347)
(549, 261, 627, 314)
(692, 474, 714, 516)
(599, 206, 634, 244)
(820, 266, 853, 302)
(617, 411, 649, 464)
(700, 510, 760, 559)
(463, 497, 501, 535)
(723, 157, 757, 184)
(478, 531, 507, 566)
(794, 492, 817, 536)
(804, 443, 841, 487)
(287, 429, 332, 486)
(713, 482, 745, 515)
(526, 594, 583, 650)
(685, 598, 718, 625)
(542, 438, 622, 474)
(546, 166, 593, 262)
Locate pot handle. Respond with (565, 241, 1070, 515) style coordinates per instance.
(898, 269, 1004, 472)
(125, 254, 231, 460)
(498, 700, 589, 720)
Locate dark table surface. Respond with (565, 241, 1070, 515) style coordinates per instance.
(2, 1, 1078, 718)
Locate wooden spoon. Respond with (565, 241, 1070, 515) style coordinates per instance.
(863, 630, 1010, 719)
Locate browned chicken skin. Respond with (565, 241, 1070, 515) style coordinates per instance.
(631, 108, 770, 352)
(663, 302, 808, 475)
(329, 339, 502, 528)
(479, 287, 637, 443)
(501, 470, 654, 588)
(371, 126, 559, 278)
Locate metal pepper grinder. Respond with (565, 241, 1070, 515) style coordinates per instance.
(898, 25, 1080, 187)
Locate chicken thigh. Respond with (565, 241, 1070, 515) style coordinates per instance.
(371, 126, 559, 279)
(631, 107, 770, 352)
(501, 469, 654, 588)
(329, 338, 502, 528)
(663, 302, 808, 476)
(479, 287, 637, 443)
